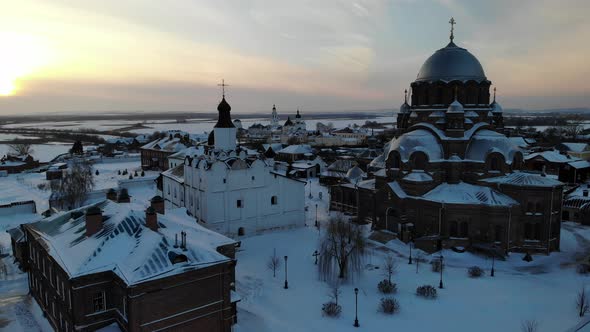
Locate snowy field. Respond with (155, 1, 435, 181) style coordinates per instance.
(1, 116, 394, 137)
(0, 177, 587, 331)
(0, 144, 70, 163)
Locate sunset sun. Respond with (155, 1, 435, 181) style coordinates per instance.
(0, 32, 53, 96)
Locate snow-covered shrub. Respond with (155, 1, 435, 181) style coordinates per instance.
(378, 279, 397, 294)
(431, 259, 444, 273)
(379, 297, 400, 315)
(134, 170, 138, 176)
(468, 266, 485, 278)
(141, 170, 145, 177)
(95, 170, 99, 176)
(118, 170, 121, 175)
(322, 302, 341, 317)
(416, 285, 437, 299)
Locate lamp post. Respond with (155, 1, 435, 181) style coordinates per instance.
(438, 255, 444, 289)
(313, 250, 319, 265)
(491, 246, 496, 277)
(353, 288, 359, 327)
(408, 240, 413, 265)
(308, 181, 312, 199)
(284, 256, 289, 289)
(315, 204, 319, 228)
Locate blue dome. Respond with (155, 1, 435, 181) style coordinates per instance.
(416, 42, 487, 83)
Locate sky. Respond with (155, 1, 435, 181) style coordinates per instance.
(0, 0, 589, 115)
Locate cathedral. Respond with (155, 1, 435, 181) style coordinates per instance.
(338, 21, 563, 254)
(162, 92, 306, 238)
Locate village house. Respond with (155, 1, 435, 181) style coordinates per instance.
(0, 154, 39, 174)
(140, 135, 188, 171)
(21, 198, 239, 332)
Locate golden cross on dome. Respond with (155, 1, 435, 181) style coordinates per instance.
(218, 79, 229, 97)
(449, 17, 456, 42)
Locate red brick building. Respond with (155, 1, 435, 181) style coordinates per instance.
(140, 136, 188, 171)
(22, 199, 239, 331)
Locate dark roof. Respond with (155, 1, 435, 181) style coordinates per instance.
(214, 97, 235, 128)
(416, 41, 487, 83)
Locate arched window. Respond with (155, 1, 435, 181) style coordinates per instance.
(271, 196, 278, 205)
(535, 202, 543, 214)
(449, 221, 458, 237)
(494, 225, 502, 242)
(460, 222, 469, 238)
(238, 227, 245, 236)
(524, 223, 533, 239)
(410, 152, 428, 170)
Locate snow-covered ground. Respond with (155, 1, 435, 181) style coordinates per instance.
(0, 144, 71, 163)
(0, 177, 587, 331)
(232, 179, 587, 332)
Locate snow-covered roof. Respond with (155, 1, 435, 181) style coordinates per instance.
(27, 201, 235, 285)
(422, 182, 518, 206)
(402, 170, 434, 182)
(525, 150, 578, 163)
(388, 129, 443, 162)
(141, 137, 188, 153)
(568, 160, 590, 169)
(465, 129, 521, 163)
(346, 166, 365, 183)
(508, 137, 529, 148)
(481, 172, 563, 187)
(557, 142, 588, 153)
(169, 146, 205, 160)
(327, 159, 357, 172)
(278, 144, 313, 155)
(162, 165, 185, 183)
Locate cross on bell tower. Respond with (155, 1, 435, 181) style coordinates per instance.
(218, 79, 229, 98)
(449, 17, 456, 42)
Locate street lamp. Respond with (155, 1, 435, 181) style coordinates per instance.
(491, 246, 496, 277)
(353, 288, 359, 327)
(315, 204, 319, 228)
(408, 240, 413, 265)
(438, 255, 444, 289)
(284, 256, 289, 289)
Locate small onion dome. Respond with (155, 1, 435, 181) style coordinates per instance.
(490, 100, 503, 113)
(400, 102, 410, 114)
(150, 195, 164, 203)
(295, 109, 301, 119)
(284, 116, 294, 126)
(214, 97, 235, 128)
(86, 206, 102, 216)
(447, 99, 464, 113)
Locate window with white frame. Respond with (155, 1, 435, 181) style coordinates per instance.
(93, 291, 106, 312)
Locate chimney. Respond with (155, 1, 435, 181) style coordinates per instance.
(150, 195, 165, 214)
(117, 188, 130, 203)
(145, 206, 158, 231)
(584, 190, 588, 197)
(85, 206, 103, 237)
(106, 188, 117, 201)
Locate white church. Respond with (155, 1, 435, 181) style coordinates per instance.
(162, 93, 306, 237)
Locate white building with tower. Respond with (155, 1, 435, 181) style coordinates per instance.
(162, 91, 306, 237)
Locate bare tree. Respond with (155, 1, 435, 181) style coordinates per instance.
(382, 255, 397, 283)
(577, 286, 590, 317)
(8, 143, 33, 156)
(520, 319, 538, 332)
(318, 217, 367, 280)
(327, 280, 341, 305)
(267, 248, 281, 278)
(52, 159, 94, 209)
